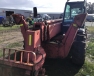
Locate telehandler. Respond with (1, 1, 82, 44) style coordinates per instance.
(0, 0, 87, 76)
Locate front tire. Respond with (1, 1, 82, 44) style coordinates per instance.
(71, 41, 86, 65)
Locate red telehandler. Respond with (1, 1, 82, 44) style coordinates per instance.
(0, 0, 87, 76)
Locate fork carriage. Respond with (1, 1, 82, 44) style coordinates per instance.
(0, 48, 45, 76)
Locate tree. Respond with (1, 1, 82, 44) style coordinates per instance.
(86, 2, 94, 14)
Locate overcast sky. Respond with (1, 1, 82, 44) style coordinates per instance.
(0, 0, 93, 13)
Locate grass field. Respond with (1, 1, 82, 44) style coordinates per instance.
(0, 25, 20, 31)
(0, 26, 94, 76)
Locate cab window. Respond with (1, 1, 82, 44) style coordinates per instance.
(64, 3, 84, 22)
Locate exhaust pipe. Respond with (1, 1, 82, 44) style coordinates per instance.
(33, 7, 37, 18)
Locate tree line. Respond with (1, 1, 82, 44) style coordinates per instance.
(87, 2, 94, 14)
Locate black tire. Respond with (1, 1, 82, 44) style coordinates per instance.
(76, 34, 86, 41)
(31, 70, 39, 76)
(71, 41, 86, 65)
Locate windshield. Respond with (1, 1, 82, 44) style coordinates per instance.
(64, 3, 84, 22)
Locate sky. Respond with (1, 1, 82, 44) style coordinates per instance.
(0, 0, 94, 13)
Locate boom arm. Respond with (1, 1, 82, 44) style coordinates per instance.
(42, 13, 87, 58)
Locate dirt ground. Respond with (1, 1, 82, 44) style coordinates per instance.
(0, 29, 23, 49)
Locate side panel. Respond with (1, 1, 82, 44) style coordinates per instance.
(47, 22, 62, 40)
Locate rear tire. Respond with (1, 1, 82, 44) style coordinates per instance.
(71, 41, 86, 65)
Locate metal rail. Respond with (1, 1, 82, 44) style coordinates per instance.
(0, 48, 36, 70)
